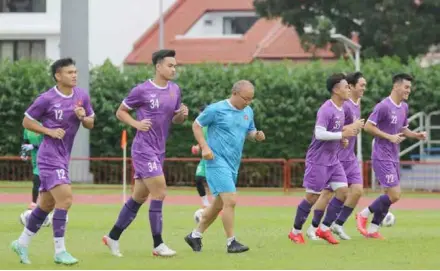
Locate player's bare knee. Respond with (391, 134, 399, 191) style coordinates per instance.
(388, 192, 401, 203)
(40, 201, 55, 213)
(334, 186, 348, 201)
(386, 186, 401, 203)
(221, 194, 237, 209)
(350, 186, 363, 199)
(150, 190, 166, 201)
(305, 193, 319, 204)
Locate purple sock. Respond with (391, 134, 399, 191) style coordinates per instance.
(293, 199, 312, 230)
(312, 209, 325, 227)
(149, 200, 164, 248)
(335, 205, 354, 226)
(371, 195, 392, 225)
(149, 200, 163, 235)
(322, 197, 344, 227)
(26, 207, 49, 233)
(109, 197, 143, 240)
(52, 209, 68, 238)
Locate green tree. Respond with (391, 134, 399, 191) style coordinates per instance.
(253, 0, 440, 62)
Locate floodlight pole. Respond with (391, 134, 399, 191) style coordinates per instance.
(331, 33, 363, 173)
(159, 0, 164, 49)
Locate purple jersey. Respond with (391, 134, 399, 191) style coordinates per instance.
(25, 86, 95, 171)
(338, 99, 361, 162)
(368, 97, 409, 162)
(306, 99, 345, 166)
(122, 79, 181, 155)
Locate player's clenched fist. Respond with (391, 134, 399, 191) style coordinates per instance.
(136, 119, 152, 131)
(415, 131, 427, 141)
(255, 131, 265, 142)
(177, 104, 189, 116)
(353, 118, 365, 130)
(201, 145, 214, 160)
(342, 126, 358, 138)
(74, 106, 86, 119)
(48, 128, 65, 139)
(388, 133, 405, 144)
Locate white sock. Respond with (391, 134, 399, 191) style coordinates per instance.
(308, 225, 317, 231)
(191, 230, 202, 238)
(320, 224, 329, 231)
(54, 237, 66, 254)
(227, 236, 235, 246)
(332, 223, 342, 230)
(291, 228, 301, 234)
(360, 207, 371, 218)
(367, 223, 380, 234)
(18, 228, 35, 247)
(201, 196, 210, 207)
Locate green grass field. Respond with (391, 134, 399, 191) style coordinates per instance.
(1, 201, 440, 269)
(2, 181, 440, 198)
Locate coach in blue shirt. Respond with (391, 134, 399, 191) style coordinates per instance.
(184, 80, 265, 254)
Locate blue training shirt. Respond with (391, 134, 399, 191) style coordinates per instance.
(195, 99, 256, 173)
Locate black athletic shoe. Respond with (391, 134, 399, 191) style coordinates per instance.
(184, 233, 202, 252)
(227, 240, 249, 253)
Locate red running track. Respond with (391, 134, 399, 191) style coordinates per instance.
(1, 193, 439, 210)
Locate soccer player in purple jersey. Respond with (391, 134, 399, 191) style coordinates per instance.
(288, 73, 360, 245)
(10, 58, 95, 265)
(103, 49, 188, 257)
(357, 73, 426, 239)
(306, 72, 366, 242)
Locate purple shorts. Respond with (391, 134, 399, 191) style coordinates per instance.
(132, 151, 165, 179)
(303, 162, 347, 193)
(341, 160, 363, 186)
(372, 160, 400, 188)
(38, 168, 71, 192)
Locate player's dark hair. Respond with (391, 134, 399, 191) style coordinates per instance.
(326, 73, 346, 93)
(50, 58, 76, 81)
(346, 72, 364, 86)
(392, 73, 413, 84)
(152, 49, 176, 66)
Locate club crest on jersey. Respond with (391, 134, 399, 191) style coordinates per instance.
(170, 91, 175, 98)
(76, 100, 83, 107)
(244, 115, 248, 120)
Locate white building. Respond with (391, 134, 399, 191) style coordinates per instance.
(0, 0, 176, 66)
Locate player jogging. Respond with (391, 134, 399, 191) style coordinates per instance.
(306, 72, 367, 241)
(11, 58, 95, 265)
(103, 49, 188, 257)
(21, 125, 44, 210)
(184, 80, 265, 254)
(357, 73, 426, 239)
(191, 106, 210, 208)
(288, 73, 362, 245)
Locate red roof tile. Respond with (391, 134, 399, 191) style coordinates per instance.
(124, 0, 335, 64)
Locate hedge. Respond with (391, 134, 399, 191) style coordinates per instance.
(1, 57, 439, 160)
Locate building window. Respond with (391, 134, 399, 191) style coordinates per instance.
(223, 16, 258, 35)
(0, 40, 46, 61)
(0, 0, 46, 12)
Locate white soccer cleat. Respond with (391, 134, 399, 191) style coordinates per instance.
(102, 235, 123, 257)
(306, 225, 321, 241)
(330, 223, 351, 240)
(152, 243, 176, 257)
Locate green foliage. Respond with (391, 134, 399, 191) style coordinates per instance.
(1, 58, 440, 160)
(254, 0, 440, 62)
